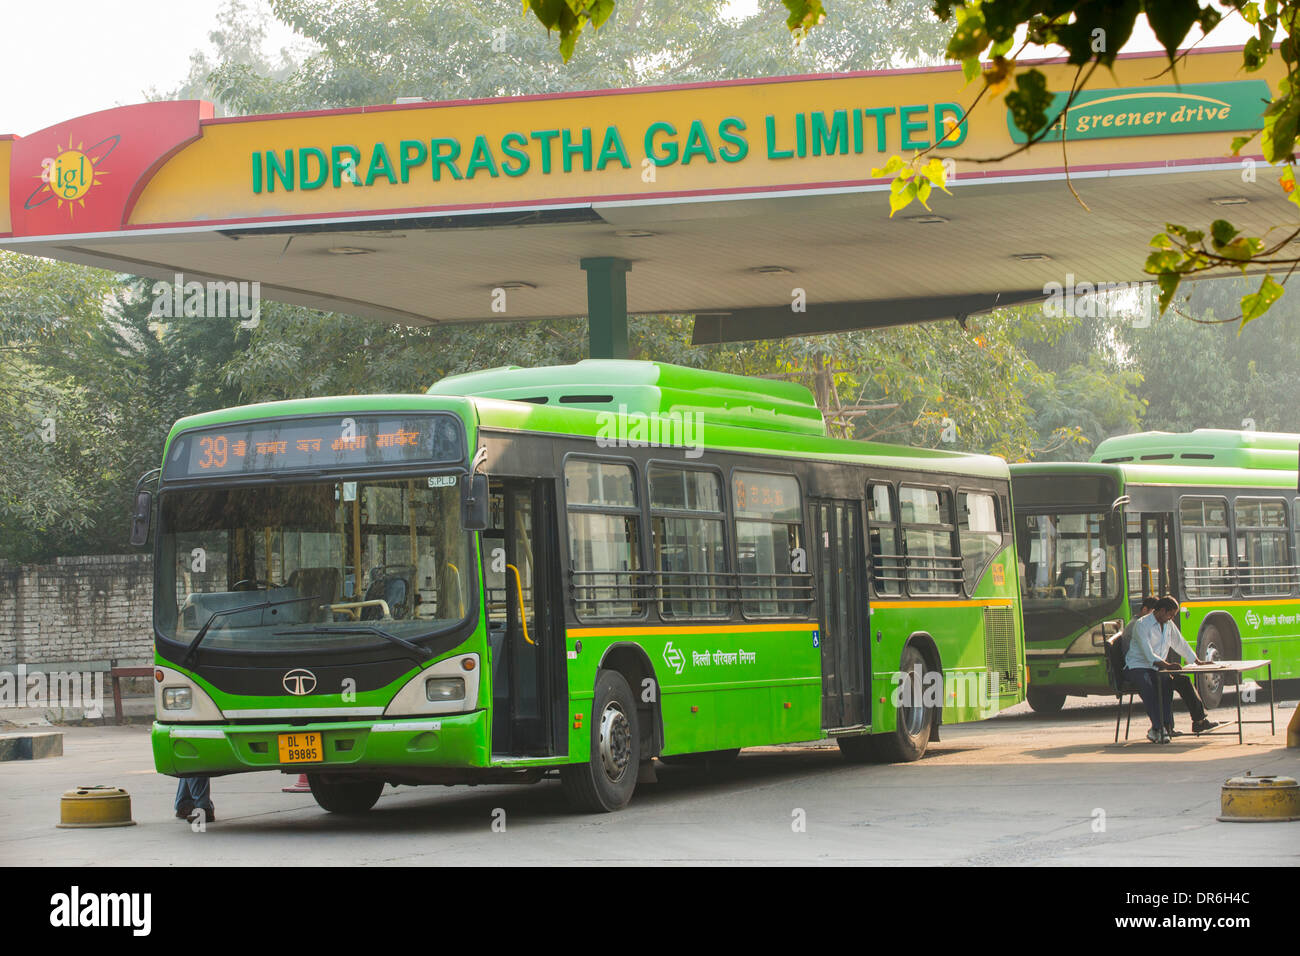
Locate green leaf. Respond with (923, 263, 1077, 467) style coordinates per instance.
(1261, 95, 1300, 163)
(1149, 233, 1174, 250)
(1156, 272, 1181, 313)
(1243, 35, 1271, 71)
(1241, 275, 1284, 326)
(946, 8, 989, 60)
(1145, 249, 1182, 273)
(1229, 133, 1257, 155)
(1210, 219, 1240, 248)
(962, 55, 982, 83)
(781, 0, 827, 37)
(1145, 0, 1202, 59)
(1004, 70, 1052, 140)
(1215, 236, 1263, 262)
(589, 0, 615, 29)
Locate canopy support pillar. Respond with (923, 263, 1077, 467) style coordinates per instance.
(581, 257, 631, 360)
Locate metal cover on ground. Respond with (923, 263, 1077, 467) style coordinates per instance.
(56, 785, 137, 828)
(1218, 774, 1300, 822)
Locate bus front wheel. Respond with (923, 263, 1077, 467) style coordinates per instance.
(1026, 687, 1066, 713)
(561, 670, 640, 812)
(872, 644, 934, 763)
(307, 774, 384, 814)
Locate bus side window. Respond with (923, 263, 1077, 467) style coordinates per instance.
(649, 466, 728, 619)
(867, 482, 902, 596)
(565, 459, 645, 620)
(732, 471, 808, 617)
(957, 490, 1000, 591)
(899, 485, 960, 596)
(1179, 496, 1232, 598)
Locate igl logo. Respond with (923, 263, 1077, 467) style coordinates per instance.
(25, 136, 119, 219)
(1244, 610, 1261, 630)
(282, 669, 317, 695)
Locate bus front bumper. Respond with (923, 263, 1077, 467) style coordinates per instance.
(153, 711, 490, 777)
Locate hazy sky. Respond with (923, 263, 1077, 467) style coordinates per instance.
(0, 0, 1256, 136)
(0, 0, 300, 136)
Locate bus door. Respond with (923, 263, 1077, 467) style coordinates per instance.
(812, 498, 869, 729)
(484, 478, 565, 757)
(1127, 511, 1174, 603)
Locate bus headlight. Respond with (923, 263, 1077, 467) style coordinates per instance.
(425, 678, 466, 702)
(162, 687, 193, 710)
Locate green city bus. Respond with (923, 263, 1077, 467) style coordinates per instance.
(1010, 429, 1299, 713)
(138, 360, 1024, 813)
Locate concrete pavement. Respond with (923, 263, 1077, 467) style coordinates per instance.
(1, 697, 1296, 865)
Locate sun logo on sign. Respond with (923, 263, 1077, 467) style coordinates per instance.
(24, 135, 119, 218)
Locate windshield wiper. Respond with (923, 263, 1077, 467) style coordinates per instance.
(271, 624, 435, 665)
(182, 594, 326, 668)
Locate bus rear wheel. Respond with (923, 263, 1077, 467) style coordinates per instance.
(561, 670, 640, 812)
(307, 774, 384, 814)
(1196, 625, 1230, 710)
(1026, 687, 1066, 713)
(872, 644, 934, 763)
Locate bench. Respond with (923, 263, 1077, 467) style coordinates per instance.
(110, 661, 154, 725)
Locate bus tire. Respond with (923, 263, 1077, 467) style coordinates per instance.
(872, 644, 934, 763)
(561, 669, 640, 812)
(1196, 624, 1233, 710)
(307, 774, 383, 814)
(1026, 687, 1066, 713)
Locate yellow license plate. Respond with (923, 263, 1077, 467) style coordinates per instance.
(277, 732, 323, 763)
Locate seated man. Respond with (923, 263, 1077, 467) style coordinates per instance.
(1123, 597, 1220, 737)
(1123, 597, 1205, 744)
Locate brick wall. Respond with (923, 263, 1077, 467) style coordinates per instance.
(0, 554, 153, 666)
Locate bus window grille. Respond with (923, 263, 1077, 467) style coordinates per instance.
(983, 606, 1018, 694)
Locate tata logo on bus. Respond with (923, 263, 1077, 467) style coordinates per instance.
(24, 136, 119, 219)
(1006, 80, 1270, 142)
(283, 668, 318, 695)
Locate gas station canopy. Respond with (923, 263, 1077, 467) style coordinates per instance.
(0, 46, 1286, 349)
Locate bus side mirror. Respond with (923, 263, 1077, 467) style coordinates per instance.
(461, 474, 489, 531)
(129, 490, 153, 547)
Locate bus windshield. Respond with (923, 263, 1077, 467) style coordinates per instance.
(1014, 509, 1122, 622)
(155, 478, 473, 653)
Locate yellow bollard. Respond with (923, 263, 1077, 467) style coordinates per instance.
(1217, 774, 1300, 822)
(56, 785, 137, 828)
(1288, 702, 1299, 749)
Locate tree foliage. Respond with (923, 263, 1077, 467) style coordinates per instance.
(1, 0, 1278, 563)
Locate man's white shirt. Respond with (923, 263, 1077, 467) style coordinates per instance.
(1125, 613, 1196, 670)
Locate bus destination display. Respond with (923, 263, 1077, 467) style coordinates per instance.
(164, 414, 464, 478)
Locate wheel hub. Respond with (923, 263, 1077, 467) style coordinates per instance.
(598, 702, 632, 783)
